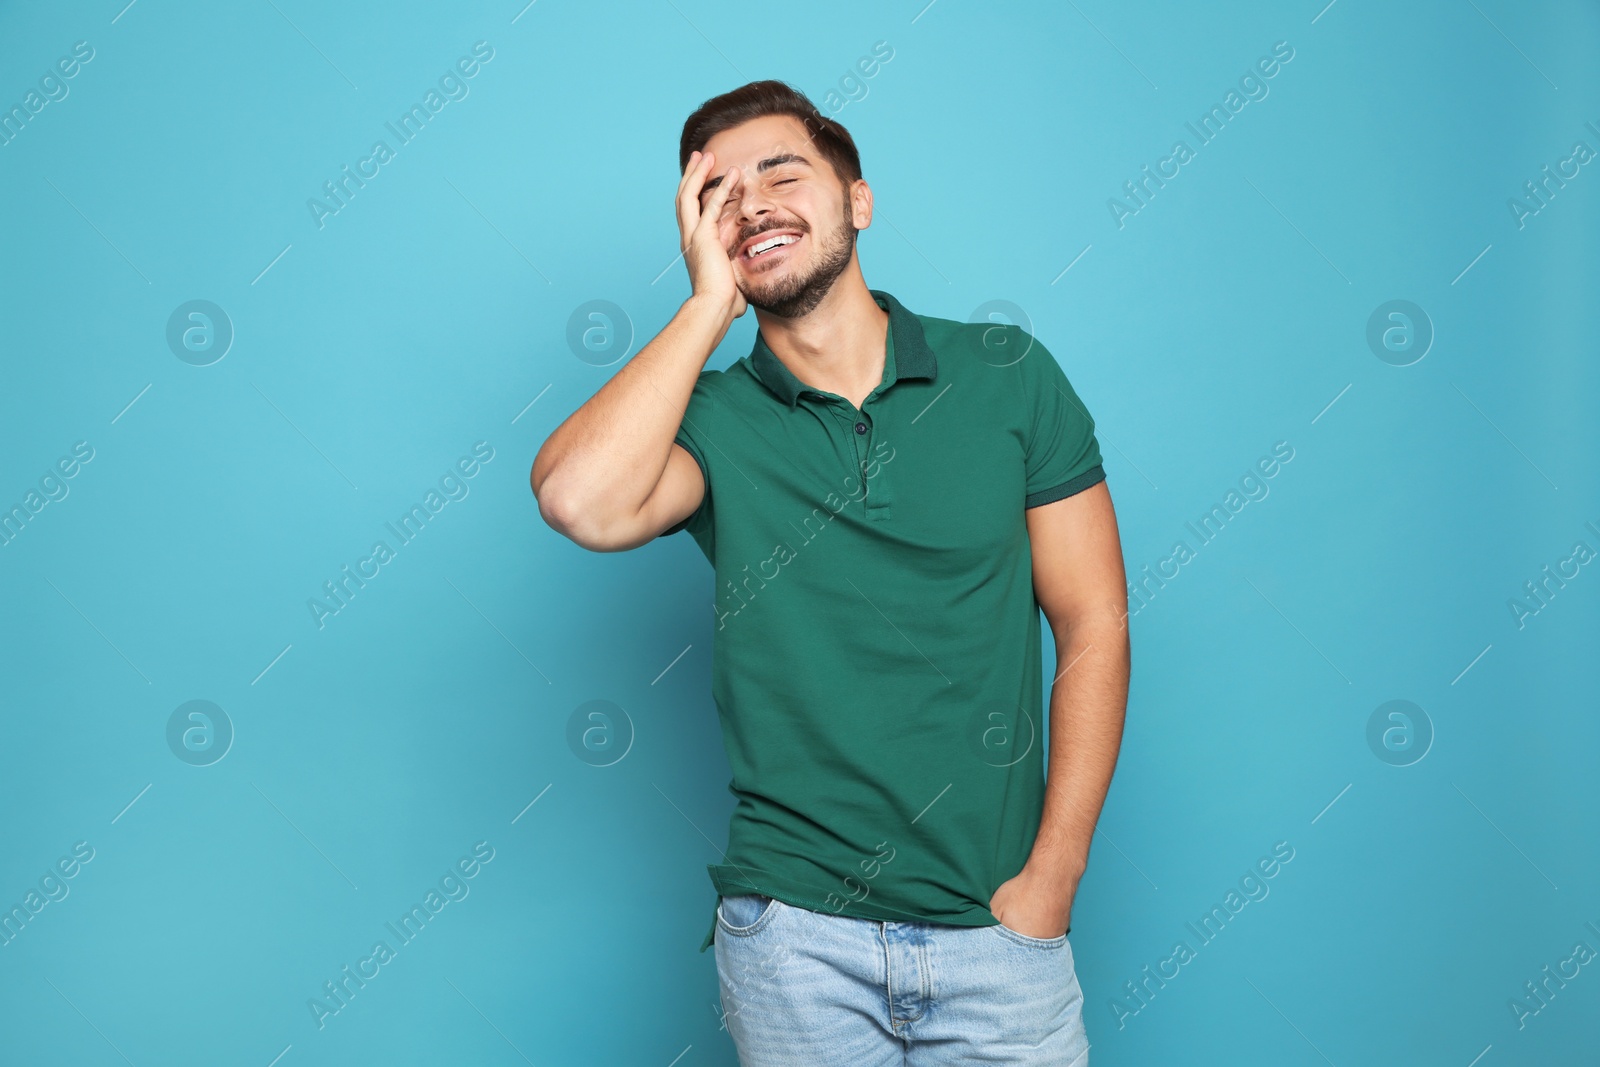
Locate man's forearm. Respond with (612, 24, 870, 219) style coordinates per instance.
(532, 294, 732, 536)
(1025, 619, 1130, 886)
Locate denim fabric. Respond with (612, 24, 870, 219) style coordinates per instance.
(714, 894, 1089, 1065)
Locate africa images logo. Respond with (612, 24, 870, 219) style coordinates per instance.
(306, 42, 495, 230)
(307, 841, 495, 1030)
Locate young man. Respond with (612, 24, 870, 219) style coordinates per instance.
(532, 80, 1129, 1065)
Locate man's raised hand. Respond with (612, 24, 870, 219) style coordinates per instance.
(677, 150, 747, 322)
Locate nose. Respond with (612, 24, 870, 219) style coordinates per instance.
(735, 177, 776, 225)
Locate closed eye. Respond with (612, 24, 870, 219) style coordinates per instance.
(714, 177, 797, 211)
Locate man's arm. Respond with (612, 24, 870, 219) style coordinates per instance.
(531, 150, 746, 552)
(531, 295, 728, 551)
(990, 479, 1129, 937)
(1026, 478, 1129, 880)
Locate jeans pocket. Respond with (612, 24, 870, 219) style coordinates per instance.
(717, 893, 779, 936)
(989, 919, 1069, 949)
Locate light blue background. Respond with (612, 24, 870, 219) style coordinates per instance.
(2, 1, 1597, 1064)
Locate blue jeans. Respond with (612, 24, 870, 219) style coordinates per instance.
(714, 893, 1090, 1065)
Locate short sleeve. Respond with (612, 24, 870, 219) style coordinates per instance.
(657, 374, 716, 560)
(1016, 328, 1105, 508)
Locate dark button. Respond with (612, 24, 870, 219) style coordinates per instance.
(854, 422, 867, 434)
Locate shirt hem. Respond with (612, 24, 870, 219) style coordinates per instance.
(699, 862, 1001, 952)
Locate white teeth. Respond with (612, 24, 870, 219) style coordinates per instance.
(747, 234, 799, 257)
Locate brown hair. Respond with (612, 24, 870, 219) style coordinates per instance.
(679, 80, 861, 193)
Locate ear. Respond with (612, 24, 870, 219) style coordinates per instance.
(848, 178, 873, 229)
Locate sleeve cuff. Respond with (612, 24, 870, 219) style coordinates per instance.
(657, 439, 709, 537)
(1024, 463, 1105, 509)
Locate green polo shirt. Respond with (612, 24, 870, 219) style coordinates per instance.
(660, 289, 1105, 952)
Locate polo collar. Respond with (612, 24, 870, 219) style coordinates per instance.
(749, 289, 939, 408)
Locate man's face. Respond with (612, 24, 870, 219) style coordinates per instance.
(695, 113, 862, 319)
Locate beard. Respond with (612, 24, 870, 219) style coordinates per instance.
(734, 196, 858, 319)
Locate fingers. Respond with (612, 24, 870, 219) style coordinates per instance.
(676, 149, 709, 205)
(693, 162, 740, 243)
(679, 152, 740, 229)
(676, 150, 715, 242)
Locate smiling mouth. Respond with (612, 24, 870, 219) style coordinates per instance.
(742, 232, 802, 262)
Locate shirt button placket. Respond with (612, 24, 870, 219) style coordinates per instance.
(858, 404, 892, 521)
(848, 412, 869, 515)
